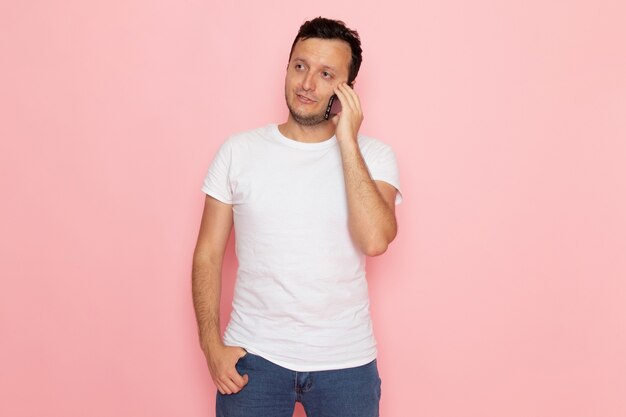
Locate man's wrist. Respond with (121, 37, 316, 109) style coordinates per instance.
(201, 336, 224, 356)
(336, 133, 359, 148)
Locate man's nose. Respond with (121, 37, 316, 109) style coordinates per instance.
(301, 71, 315, 91)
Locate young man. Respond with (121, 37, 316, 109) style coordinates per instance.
(192, 17, 403, 417)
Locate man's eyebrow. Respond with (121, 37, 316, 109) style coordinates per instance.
(292, 57, 337, 71)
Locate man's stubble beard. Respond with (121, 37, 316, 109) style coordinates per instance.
(285, 90, 327, 126)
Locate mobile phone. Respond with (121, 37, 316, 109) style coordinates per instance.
(324, 95, 342, 120)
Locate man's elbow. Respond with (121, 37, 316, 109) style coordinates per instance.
(364, 242, 389, 257)
(363, 228, 397, 257)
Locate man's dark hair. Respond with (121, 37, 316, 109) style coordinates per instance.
(288, 17, 363, 86)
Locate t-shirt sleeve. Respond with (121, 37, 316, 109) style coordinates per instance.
(367, 143, 403, 205)
(201, 139, 233, 204)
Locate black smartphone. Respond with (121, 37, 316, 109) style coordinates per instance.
(324, 94, 342, 120)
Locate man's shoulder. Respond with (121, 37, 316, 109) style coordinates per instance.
(357, 132, 394, 155)
(224, 124, 274, 145)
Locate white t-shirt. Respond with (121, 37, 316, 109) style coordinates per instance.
(201, 123, 403, 371)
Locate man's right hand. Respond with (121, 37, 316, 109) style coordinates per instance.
(205, 343, 249, 395)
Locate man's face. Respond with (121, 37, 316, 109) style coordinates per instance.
(284, 37, 352, 126)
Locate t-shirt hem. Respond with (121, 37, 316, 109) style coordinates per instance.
(371, 177, 403, 205)
(201, 186, 232, 204)
(226, 341, 378, 372)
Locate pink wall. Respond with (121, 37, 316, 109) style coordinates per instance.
(2, 1, 625, 416)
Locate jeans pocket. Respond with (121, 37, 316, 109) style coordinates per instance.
(235, 349, 249, 368)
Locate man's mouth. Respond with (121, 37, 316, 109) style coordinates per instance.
(296, 94, 317, 104)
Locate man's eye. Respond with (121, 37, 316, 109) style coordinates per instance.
(295, 64, 304, 69)
(323, 71, 332, 78)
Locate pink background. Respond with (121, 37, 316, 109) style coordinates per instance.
(2, 1, 625, 416)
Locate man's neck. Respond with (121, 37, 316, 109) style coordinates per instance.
(277, 116, 336, 143)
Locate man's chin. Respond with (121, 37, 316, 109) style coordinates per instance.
(288, 107, 327, 127)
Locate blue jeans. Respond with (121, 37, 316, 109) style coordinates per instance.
(216, 351, 382, 417)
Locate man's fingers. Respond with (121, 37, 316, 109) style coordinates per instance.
(211, 347, 250, 395)
(337, 82, 358, 112)
(229, 368, 249, 389)
(217, 381, 229, 395)
(222, 377, 242, 394)
(218, 368, 248, 395)
(334, 85, 351, 112)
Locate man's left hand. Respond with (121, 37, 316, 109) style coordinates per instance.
(331, 82, 363, 142)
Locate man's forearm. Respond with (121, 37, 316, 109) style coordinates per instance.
(338, 138, 397, 256)
(191, 258, 223, 356)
